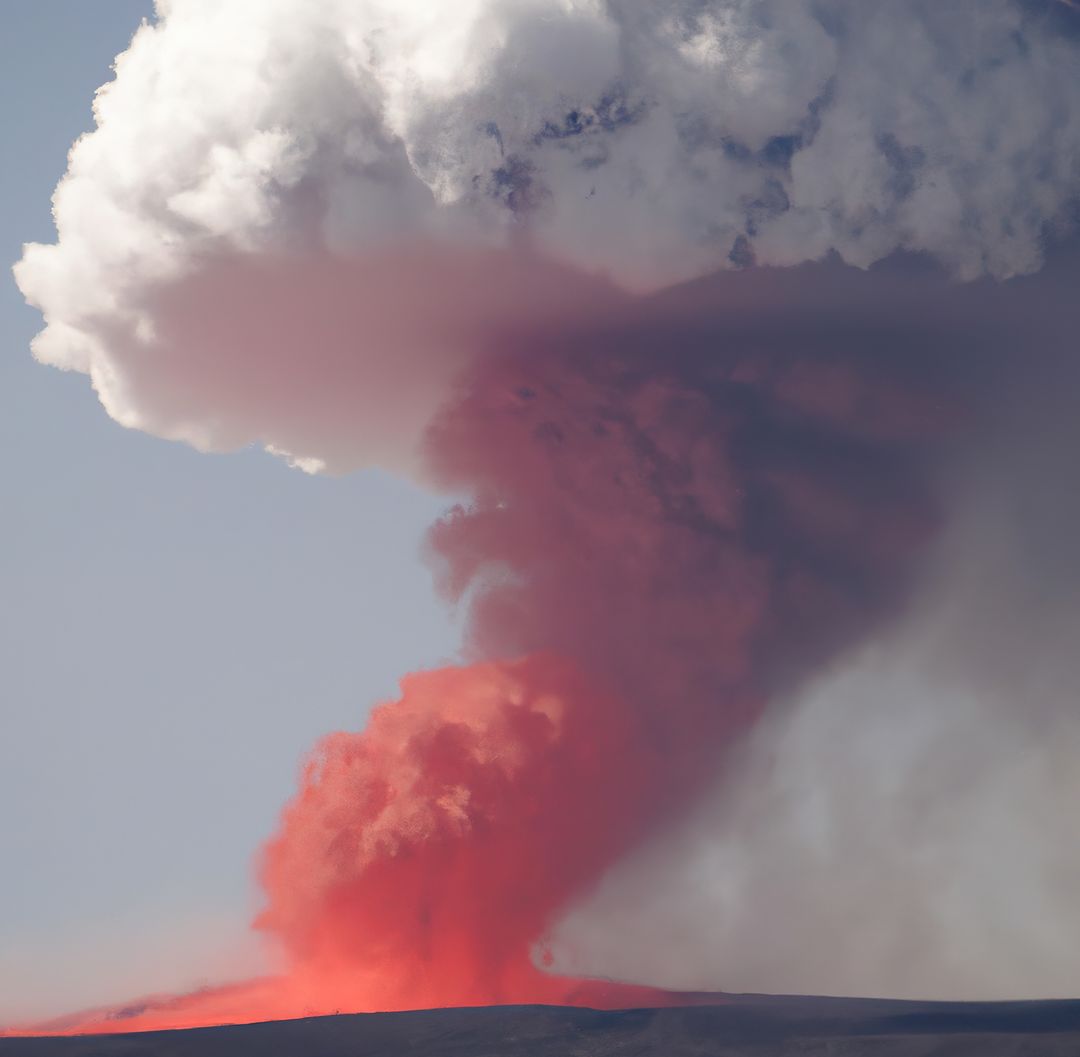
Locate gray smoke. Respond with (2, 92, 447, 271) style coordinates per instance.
(550, 259, 1080, 999)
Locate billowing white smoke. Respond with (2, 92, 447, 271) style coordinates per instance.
(14, 0, 1080, 471)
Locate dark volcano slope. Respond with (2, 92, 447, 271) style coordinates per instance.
(5, 996, 1080, 1056)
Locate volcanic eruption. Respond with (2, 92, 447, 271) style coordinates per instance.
(9, 0, 1080, 1036)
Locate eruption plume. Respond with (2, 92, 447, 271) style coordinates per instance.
(9, 0, 1080, 1035)
(254, 287, 954, 1012)
(13, 268, 962, 1036)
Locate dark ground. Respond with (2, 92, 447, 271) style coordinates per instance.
(4, 995, 1080, 1056)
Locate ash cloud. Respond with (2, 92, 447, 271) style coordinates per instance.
(13, 0, 1080, 472)
(548, 248, 1080, 1001)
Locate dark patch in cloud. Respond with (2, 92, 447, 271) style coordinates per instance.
(534, 91, 647, 145)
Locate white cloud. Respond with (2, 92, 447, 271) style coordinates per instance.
(14, 0, 1080, 470)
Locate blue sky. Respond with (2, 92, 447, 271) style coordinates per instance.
(0, 3, 457, 1019)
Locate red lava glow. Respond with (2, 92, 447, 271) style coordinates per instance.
(14, 974, 696, 1038)
(11, 655, 746, 1037)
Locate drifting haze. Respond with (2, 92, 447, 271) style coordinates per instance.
(556, 363, 1080, 999)
(449, 254, 1080, 1001)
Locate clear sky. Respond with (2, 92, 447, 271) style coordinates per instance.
(0, 3, 457, 1019)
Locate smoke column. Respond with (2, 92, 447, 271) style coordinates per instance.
(254, 277, 950, 1011)
(549, 251, 1080, 1002)
(9, 0, 1080, 1035)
